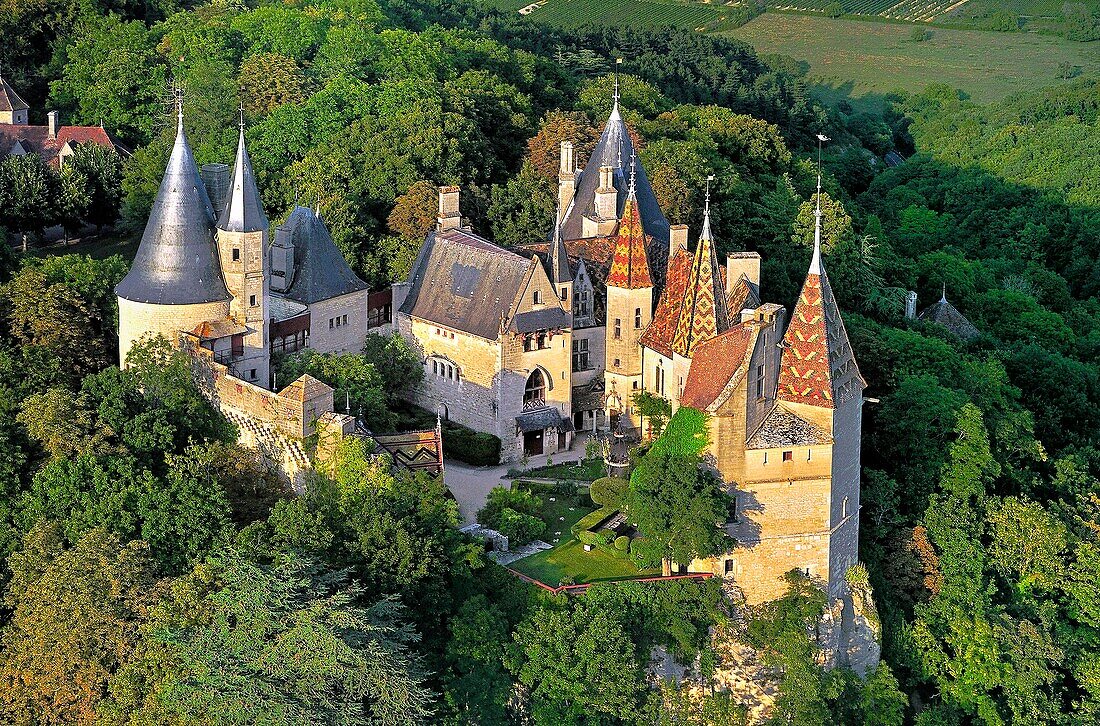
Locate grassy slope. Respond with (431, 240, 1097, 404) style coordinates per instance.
(726, 13, 1100, 106)
(510, 539, 661, 584)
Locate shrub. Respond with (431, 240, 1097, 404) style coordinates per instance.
(614, 535, 630, 552)
(497, 508, 546, 546)
(572, 507, 615, 535)
(590, 477, 630, 508)
(578, 529, 602, 546)
(442, 424, 501, 466)
(478, 486, 542, 530)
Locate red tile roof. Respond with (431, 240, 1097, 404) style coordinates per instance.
(776, 265, 863, 408)
(605, 194, 652, 289)
(640, 247, 692, 358)
(0, 124, 128, 167)
(670, 227, 728, 357)
(680, 323, 754, 410)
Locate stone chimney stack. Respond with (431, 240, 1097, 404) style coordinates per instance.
(905, 290, 918, 320)
(726, 252, 761, 290)
(437, 186, 462, 231)
(670, 224, 688, 258)
(594, 165, 617, 220)
(557, 141, 575, 223)
(47, 110, 59, 140)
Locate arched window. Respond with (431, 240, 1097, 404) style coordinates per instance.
(524, 369, 546, 407)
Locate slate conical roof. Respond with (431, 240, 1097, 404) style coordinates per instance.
(218, 124, 268, 233)
(282, 207, 368, 305)
(776, 237, 864, 409)
(670, 207, 728, 357)
(115, 113, 229, 305)
(558, 100, 670, 251)
(918, 287, 980, 341)
(0, 73, 29, 113)
(606, 190, 652, 289)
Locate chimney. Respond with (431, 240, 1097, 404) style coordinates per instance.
(557, 141, 575, 222)
(437, 186, 461, 231)
(670, 224, 688, 258)
(905, 290, 918, 320)
(726, 252, 761, 290)
(594, 165, 617, 220)
(47, 110, 59, 140)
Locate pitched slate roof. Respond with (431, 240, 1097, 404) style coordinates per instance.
(641, 247, 692, 358)
(918, 291, 980, 341)
(0, 124, 129, 167)
(401, 227, 540, 340)
(0, 75, 29, 112)
(218, 126, 268, 233)
(606, 191, 652, 289)
(776, 245, 864, 409)
(727, 274, 761, 316)
(559, 102, 670, 264)
(670, 212, 729, 357)
(115, 115, 230, 306)
(746, 404, 833, 449)
(680, 323, 755, 411)
(281, 207, 368, 305)
(547, 222, 572, 284)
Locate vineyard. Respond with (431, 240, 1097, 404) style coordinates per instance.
(493, 0, 733, 29)
(769, 0, 972, 22)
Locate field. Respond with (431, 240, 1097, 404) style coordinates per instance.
(728, 12, 1100, 105)
(768, 0, 969, 23)
(489, 0, 739, 30)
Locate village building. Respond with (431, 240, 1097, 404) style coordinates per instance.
(0, 72, 128, 166)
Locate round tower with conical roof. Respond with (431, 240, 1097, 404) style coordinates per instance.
(115, 103, 231, 368)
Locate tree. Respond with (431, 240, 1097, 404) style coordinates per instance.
(57, 160, 91, 242)
(487, 161, 555, 248)
(64, 143, 125, 230)
(156, 555, 435, 725)
(277, 348, 393, 428)
(388, 180, 439, 240)
(0, 524, 160, 725)
(791, 191, 851, 255)
(507, 602, 644, 723)
(360, 332, 425, 406)
(238, 53, 310, 117)
(859, 663, 907, 726)
(442, 594, 513, 724)
(633, 390, 673, 438)
(0, 152, 57, 250)
(525, 110, 599, 180)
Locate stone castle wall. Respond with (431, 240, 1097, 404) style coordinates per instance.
(308, 290, 370, 355)
(118, 298, 231, 368)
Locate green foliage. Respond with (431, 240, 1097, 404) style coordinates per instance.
(478, 487, 546, 545)
(487, 160, 554, 248)
(278, 347, 392, 429)
(441, 424, 502, 466)
(589, 476, 629, 508)
(614, 535, 630, 552)
(632, 390, 672, 438)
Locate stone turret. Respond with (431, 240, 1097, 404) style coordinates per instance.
(216, 122, 271, 386)
(115, 104, 231, 367)
(0, 71, 29, 125)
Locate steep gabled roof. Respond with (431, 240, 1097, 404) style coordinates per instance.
(641, 247, 692, 358)
(115, 114, 230, 305)
(0, 75, 28, 112)
(776, 246, 864, 409)
(400, 227, 541, 340)
(219, 126, 267, 233)
(680, 323, 755, 411)
(559, 101, 670, 255)
(606, 191, 652, 289)
(746, 404, 833, 449)
(727, 273, 761, 316)
(281, 207, 367, 305)
(670, 211, 729, 357)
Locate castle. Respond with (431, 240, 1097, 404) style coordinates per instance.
(395, 89, 868, 609)
(115, 105, 440, 484)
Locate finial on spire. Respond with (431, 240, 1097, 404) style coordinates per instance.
(175, 85, 184, 135)
(810, 134, 829, 274)
(700, 174, 715, 242)
(941, 282, 947, 303)
(238, 98, 245, 131)
(704, 174, 714, 215)
(628, 151, 637, 194)
(613, 58, 622, 112)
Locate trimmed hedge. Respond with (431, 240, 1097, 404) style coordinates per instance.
(572, 506, 616, 536)
(590, 476, 629, 508)
(614, 535, 631, 552)
(441, 422, 501, 466)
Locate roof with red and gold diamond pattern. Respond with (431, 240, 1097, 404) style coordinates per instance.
(670, 220, 729, 357)
(640, 247, 692, 358)
(776, 259, 864, 409)
(605, 193, 652, 290)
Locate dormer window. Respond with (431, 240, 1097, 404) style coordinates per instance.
(533, 290, 542, 305)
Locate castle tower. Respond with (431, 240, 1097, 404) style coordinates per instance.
(0, 71, 29, 125)
(670, 190, 729, 360)
(773, 151, 866, 599)
(215, 118, 271, 386)
(115, 102, 231, 367)
(604, 170, 653, 432)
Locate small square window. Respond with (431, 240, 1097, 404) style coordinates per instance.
(613, 358, 621, 368)
(533, 290, 542, 304)
(232, 248, 240, 262)
(782, 450, 793, 462)
(342, 314, 348, 325)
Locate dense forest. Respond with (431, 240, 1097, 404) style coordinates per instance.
(1, 0, 1099, 722)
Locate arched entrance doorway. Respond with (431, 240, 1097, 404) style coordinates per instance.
(523, 369, 547, 455)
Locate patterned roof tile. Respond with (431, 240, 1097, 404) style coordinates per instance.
(605, 193, 652, 289)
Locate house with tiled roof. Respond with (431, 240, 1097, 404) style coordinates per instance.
(0, 73, 129, 167)
(393, 186, 574, 461)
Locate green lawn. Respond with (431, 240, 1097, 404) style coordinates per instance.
(517, 457, 606, 481)
(727, 12, 1100, 106)
(509, 538, 660, 585)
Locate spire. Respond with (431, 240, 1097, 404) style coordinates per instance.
(776, 133, 865, 409)
(219, 113, 268, 233)
(671, 183, 728, 358)
(940, 282, 947, 303)
(115, 100, 229, 305)
(606, 189, 652, 290)
(548, 201, 571, 284)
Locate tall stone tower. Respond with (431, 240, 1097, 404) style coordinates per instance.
(215, 121, 270, 386)
(115, 105, 231, 367)
(604, 181, 652, 431)
(771, 182, 866, 599)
